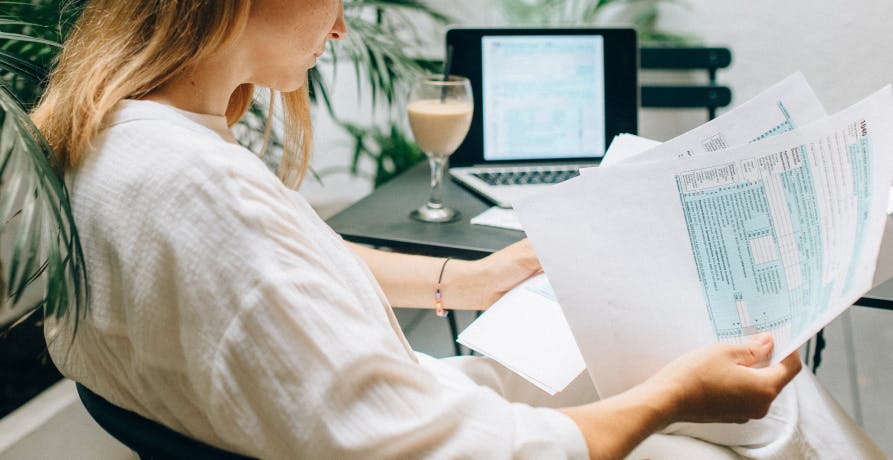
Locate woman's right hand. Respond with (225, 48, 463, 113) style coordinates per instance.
(560, 334, 802, 459)
(645, 333, 802, 425)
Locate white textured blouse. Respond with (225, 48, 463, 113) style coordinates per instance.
(46, 100, 588, 459)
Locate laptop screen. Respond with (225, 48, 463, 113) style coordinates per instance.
(482, 35, 606, 161)
(446, 28, 637, 167)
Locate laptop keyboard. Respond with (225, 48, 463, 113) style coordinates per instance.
(471, 168, 580, 186)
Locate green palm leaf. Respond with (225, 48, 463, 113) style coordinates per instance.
(0, 50, 47, 83)
(302, 0, 448, 187)
(327, 0, 450, 111)
(1, 0, 79, 106)
(498, 0, 695, 44)
(0, 81, 87, 332)
(0, 31, 57, 47)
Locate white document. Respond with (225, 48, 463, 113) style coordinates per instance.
(458, 73, 831, 394)
(517, 86, 893, 398)
(460, 178, 592, 394)
(457, 274, 585, 394)
(470, 206, 524, 231)
(888, 188, 893, 214)
(591, 72, 827, 174)
(629, 72, 828, 163)
(600, 134, 661, 167)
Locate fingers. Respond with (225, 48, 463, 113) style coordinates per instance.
(729, 333, 773, 367)
(758, 351, 802, 390)
(661, 340, 801, 425)
(730, 335, 801, 390)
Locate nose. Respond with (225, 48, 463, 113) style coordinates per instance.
(329, 3, 347, 40)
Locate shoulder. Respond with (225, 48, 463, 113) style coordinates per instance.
(66, 100, 297, 259)
(74, 100, 277, 208)
(97, 100, 264, 181)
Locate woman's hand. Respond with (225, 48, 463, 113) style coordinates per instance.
(347, 239, 541, 311)
(444, 238, 542, 309)
(645, 333, 802, 424)
(560, 334, 802, 460)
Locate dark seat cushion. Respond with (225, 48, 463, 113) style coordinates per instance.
(76, 383, 254, 460)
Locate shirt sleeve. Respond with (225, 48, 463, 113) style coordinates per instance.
(191, 157, 589, 459)
(206, 273, 589, 459)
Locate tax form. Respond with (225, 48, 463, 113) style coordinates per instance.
(459, 73, 832, 394)
(516, 86, 893, 397)
(601, 72, 826, 167)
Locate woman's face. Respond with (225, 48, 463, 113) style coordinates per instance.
(241, 0, 346, 91)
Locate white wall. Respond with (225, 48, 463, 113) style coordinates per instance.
(660, 0, 893, 111)
(301, 0, 893, 211)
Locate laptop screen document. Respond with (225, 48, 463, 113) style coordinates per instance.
(482, 35, 606, 161)
(446, 28, 637, 208)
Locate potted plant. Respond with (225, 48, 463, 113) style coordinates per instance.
(0, 0, 87, 417)
(0, 0, 448, 417)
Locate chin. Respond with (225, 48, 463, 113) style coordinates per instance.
(260, 67, 309, 93)
(278, 80, 306, 93)
(275, 74, 308, 93)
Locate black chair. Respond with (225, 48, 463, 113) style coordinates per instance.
(76, 383, 254, 460)
(640, 47, 733, 120)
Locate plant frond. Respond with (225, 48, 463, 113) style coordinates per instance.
(0, 32, 59, 48)
(498, 0, 692, 44)
(0, 82, 87, 333)
(0, 19, 42, 28)
(329, 1, 446, 111)
(344, 0, 451, 24)
(331, 119, 423, 187)
(0, 50, 46, 83)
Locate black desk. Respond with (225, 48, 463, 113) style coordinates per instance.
(327, 163, 893, 311)
(327, 162, 524, 259)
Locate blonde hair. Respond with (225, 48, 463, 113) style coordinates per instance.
(32, 0, 312, 188)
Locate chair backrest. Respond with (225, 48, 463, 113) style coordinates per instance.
(639, 47, 733, 120)
(76, 383, 254, 460)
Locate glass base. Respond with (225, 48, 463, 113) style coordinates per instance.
(410, 205, 460, 223)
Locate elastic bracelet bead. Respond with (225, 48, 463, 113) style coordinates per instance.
(434, 257, 451, 317)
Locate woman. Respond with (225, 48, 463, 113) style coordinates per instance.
(33, 1, 884, 458)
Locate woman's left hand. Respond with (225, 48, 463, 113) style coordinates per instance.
(348, 239, 542, 311)
(444, 238, 542, 310)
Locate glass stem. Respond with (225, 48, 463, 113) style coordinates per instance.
(426, 154, 448, 209)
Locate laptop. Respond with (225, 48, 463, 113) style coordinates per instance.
(447, 28, 638, 208)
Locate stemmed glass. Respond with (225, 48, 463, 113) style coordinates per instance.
(407, 75, 474, 223)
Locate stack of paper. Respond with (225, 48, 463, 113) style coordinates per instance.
(459, 72, 893, 398)
(470, 206, 524, 231)
(457, 274, 585, 394)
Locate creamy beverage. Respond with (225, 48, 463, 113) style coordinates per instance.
(407, 99, 474, 155)
(405, 76, 473, 223)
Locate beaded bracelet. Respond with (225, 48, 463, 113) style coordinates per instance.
(434, 257, 451, 317)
